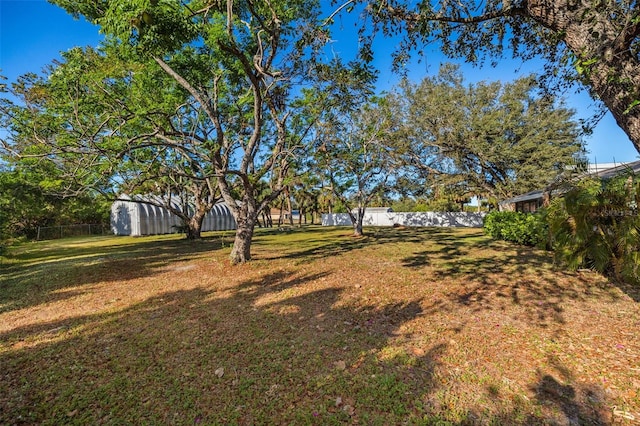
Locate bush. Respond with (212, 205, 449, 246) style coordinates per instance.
(546, 173, 639, 285)
(483, 211, 548, 247)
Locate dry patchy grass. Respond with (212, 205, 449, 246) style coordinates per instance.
(1, 226, 639, 425)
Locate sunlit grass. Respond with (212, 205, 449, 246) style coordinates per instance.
(1, 226, 638, 424)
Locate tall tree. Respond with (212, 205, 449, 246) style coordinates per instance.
(314, 100, 395, 236)
(388, 65, 586, 203)
(361, 0, 640, 154)
(1, 76, 112, 240)
(2, 47, 223, 240)
(51, 0, 350, 263)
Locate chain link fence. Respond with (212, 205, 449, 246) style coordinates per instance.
(36, 223, 111, 241)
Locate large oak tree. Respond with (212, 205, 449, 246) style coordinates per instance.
(2, 47, 223, 240)
(388, 65, 586, 203)
(49, 0, 354, 263)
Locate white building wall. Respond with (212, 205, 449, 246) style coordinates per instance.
(110, 197, 236, 236)
(111, 199, 137, 236)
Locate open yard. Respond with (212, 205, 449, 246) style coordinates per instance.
(1, 226, 639, 425)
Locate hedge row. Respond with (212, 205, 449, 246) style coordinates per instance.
(483, 211, 547, 247)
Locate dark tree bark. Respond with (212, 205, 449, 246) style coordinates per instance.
(524, 0, 640, 153)
(184, 207, 206, 240)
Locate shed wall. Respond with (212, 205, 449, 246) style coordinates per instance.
(111, 198, 236, 236)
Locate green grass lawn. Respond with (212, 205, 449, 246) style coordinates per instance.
(1, 226, 638, 424)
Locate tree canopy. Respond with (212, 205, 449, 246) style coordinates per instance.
(2, 45, 225, 240)
(313, 99, 395, 236)
(362, 0, 640, 154)
(1, 0, 616, 256)
(45, 0, 371, 263)
(388, 65, 586, 204)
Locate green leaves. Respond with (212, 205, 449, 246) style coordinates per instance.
(573, 57, 598, 76)
(547, 172, 640, 285)
(483, 211, 548, 247)
(388, 64, 585, 204)
(623, 99, 640, 115)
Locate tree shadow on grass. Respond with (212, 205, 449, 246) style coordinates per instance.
(0, 263, 616, 425)
(0, 268, 434, 424)
(468, 356, 611, 425)
(0, 235, 228, 315)
(456, 376, 611, 425)
(267, 226, 488, 262)
(253, 226, 629, 334)
(400, 232, 625, 329)
(611, 278, 640, 303)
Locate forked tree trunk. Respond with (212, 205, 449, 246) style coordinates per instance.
(186, 223, 202, 240)
(185, 209, 207, 240)
(354, 219, 364, 237)
(228, 196, 260, 264)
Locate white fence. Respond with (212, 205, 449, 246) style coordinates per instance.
(322, 211, 486, 228)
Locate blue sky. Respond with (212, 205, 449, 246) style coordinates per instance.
(1, 0, 638, 163)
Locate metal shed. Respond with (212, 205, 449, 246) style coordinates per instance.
(110, 195, 236, 236)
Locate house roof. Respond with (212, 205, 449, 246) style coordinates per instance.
(500, 190, 545, 205)
(499, 159, 640, 205)
(590, 159, 640, 180)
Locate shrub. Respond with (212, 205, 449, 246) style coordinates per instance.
(546, 173, 639, 285)
(483, 210, 548, 247)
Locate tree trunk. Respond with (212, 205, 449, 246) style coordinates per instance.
(230, 218, 255, 264)
(525, 0, 640, 153)
(285, 189, 294, 226)
(354, 218, 364, 237)
(185, 209, 206, 240)
(350, 207, 365, 237)
(218, 178, 260, 264)
(581, 52, 640, 153)
(258, 208, 267, 228)
(278, 199, 285, 226)
(186, 223, 202, 240)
